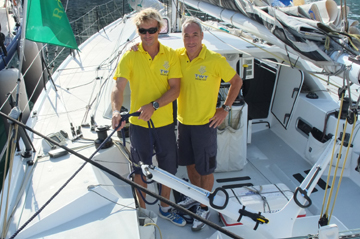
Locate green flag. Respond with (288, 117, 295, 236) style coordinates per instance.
(25, 0, 79, 50)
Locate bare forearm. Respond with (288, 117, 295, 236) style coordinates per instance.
(111, 87, 124, 112)
(111, 77, 127, 130)
(209, 75, 242, 128)
(154, 78, 180, 108)
(156, 87, 179, 107)
(224, 74, 242, 106)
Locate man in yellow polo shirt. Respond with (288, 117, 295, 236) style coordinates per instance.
(111, 8, 185, 227)
(176, 18, 243, 232)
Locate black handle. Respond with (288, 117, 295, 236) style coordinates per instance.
(292, 87, 299, 98)
(283, 113, 290, 124)
(294, 187, 312, 208)
(208, 187, 229, 210)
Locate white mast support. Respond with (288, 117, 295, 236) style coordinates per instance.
(182, 0, 360, 86)
(141, 137, 336, 238)
(171, 0, 177, 32)
(15, 0, 28, 107)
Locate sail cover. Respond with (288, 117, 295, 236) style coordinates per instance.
(191, 0, 360, 63)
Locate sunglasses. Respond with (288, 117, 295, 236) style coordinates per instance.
(138, 27, 158, 34)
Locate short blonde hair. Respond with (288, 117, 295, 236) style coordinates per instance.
(133, 8, 164, 29)
(182, 17, 203, 34)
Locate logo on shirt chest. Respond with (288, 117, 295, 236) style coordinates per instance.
(195, 66, 208, 81)
(160, 61, 170, 76)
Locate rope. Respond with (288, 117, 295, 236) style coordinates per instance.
(0, 85, 18, 111)
(1, 123, 19, 239)
(329, 112, 357, 222)
(0, 127, 14, 232)
(144, 222, 163, 239)
(244, 186, 271, 213)
(88, 187, 136, 210)
(0, 140, 9, 165)
(9, 162, 88, 239)
(3, 150, 41, 236)
(7, 113, 138, 239)
(118, 119, 164, 206)
(0, 111, 243, 239)
(320, 94, 344, 218)
(324, 120, 348, 214)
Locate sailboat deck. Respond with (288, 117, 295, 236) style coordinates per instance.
(4, 6, 360, 238)
(144, 128, 360, 238)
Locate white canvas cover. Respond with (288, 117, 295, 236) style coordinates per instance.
(216, 103, 248, 172)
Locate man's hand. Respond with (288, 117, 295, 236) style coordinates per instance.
(130, 42, 140, 52)
(112, 111, 126, 131)
(138, 103, 155, 121)
(209, 108, 228, 128)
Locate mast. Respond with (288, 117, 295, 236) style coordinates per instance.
(171, 0, 182, 32)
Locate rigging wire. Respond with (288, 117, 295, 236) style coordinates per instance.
(80, 27, 137, 125)
(0, 140, 9, 165)
(56, 76, 76, 126)
(4, 156, 35, 236)
(0, 85, 18, 111)
(0, 112, 243, 239)
(325, 120, 349, 214)
(4, 0, 358, 236)
(320, 93, 344, 219)
(329, 113, 357, 222)
(88, 187, 136, 210)
(0, 127, 15, 221)
(24, 4, 134, 127)
(66, 78, 96, 90)
(318, 86, 357, 226)
(21, 64, 52, 113)
(144, 222, 163, 239)
(4, 142, 94, 235)
(0, 123, 20, 238)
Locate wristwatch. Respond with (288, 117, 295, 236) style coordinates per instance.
(222, 104, 231, 112)
(112, 110, 121, 115)
(152, 101, 159, 110)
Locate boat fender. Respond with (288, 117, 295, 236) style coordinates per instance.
(208, 187, 229, 210)
(237, 205, 269, 230)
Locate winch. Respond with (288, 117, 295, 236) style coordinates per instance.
(95, 125, 113, 149)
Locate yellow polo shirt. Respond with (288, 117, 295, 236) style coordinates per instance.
(113, 42, 182, 128)
(176, 44, 236, 125)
